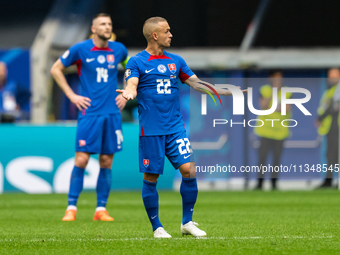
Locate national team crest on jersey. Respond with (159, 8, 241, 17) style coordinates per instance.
(79, 140, 86, 146)
(143, 159, 149, 168)
(107, 54, 115, 63)
(108, 55, 115, 69)
(97, 55, 106, 64)
(168, 63, 176, 74)
(157, 64, 167, 73)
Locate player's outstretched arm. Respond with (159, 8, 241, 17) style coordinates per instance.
(184, 75, 247, 96)
(50, 59, 91, 110)
(116, 77, 139, 100)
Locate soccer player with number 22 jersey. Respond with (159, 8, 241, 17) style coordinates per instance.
(118, 17, 241, 238)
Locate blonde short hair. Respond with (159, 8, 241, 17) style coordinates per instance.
(143, 17, 168, 41)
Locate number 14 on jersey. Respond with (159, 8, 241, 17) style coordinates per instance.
(96, 67, 108, 83)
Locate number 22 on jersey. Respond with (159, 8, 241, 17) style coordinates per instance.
(157, 79, 171, 94)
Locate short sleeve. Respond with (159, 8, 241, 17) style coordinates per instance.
(178, 56, 194, 83)
(59, 44, 79, 68)
(125, 57, 140, 81)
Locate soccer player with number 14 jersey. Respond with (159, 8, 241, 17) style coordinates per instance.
(51, 13, 128, 221)
(118, 17, 240, 238)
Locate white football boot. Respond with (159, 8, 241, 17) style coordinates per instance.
(153, 227, 172, 238)
(181, 221, 207, 237)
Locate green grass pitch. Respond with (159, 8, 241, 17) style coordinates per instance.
(1, 190, 340, 254)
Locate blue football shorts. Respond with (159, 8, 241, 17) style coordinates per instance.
(75, 113, 122, 154)
(139, 130, 194, 175)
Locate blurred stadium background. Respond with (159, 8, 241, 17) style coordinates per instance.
(1, 0, 340, 194)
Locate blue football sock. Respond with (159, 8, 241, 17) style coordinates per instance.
(68, 166, 85, 206)
(180, 177, 198, 225)
(96, 168, 112, 208)
(142, 179, 162, 231)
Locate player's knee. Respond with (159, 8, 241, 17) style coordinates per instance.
(75, 153, 90, 168)
(179, 162, 196, 178)
(75, 159, 88, 169)
(143, 173, 159, 182)
(181, 170, 192, 178)
(99, 154, 114, 169)
(99, 159, 113, 169)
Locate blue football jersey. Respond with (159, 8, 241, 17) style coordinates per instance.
(125, 50, 194, 136)
(60, 39, 128, 117)
(0, 80, 17, 112)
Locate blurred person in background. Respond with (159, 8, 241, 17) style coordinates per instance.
(0, 61, 19, 123)
(315, 68, 340, 188)
(254, 70, 291, 190)
(51, 13, 129, 221)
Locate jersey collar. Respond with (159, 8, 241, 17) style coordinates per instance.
(90, 46, 113, 52)
(90, 39, 113, 52)
(144, 50, 172, 62)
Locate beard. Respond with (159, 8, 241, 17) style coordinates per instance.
(0, 77, 6, 86)
(97, 33, 111, 41)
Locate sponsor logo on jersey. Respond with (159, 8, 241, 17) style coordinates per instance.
(125, 69, 131, 79)
(145, 68, 154, 73)
(62, 50, 70, 59)
(157, 64, 167, 73)
(170, 75, 177, 79)
(107, 54, 115, 63)
(97, 55, 106, 64)
(168, 63, 176, 74)
(143, 159, 149, 168)
(79, 140, 86, 147)
(86, 58, 95, 63)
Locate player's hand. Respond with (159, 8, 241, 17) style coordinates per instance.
(116, 89, 135, 100)
(116, 94, 127, 111)
(69, 94, 91, 110)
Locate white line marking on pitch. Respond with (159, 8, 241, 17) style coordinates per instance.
(0, 236, 333, 242)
